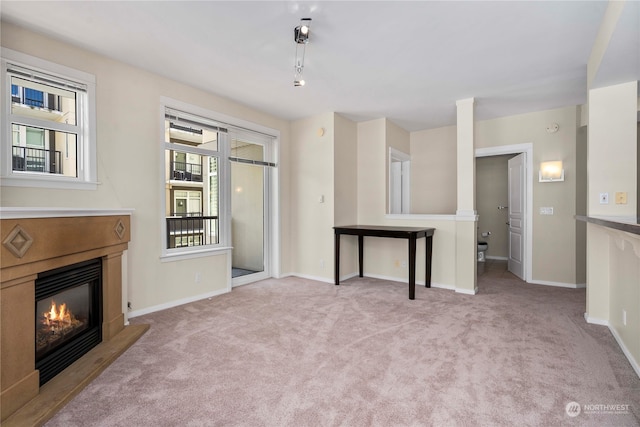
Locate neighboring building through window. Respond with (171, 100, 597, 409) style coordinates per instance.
(164, 107, 227, 252)
(1, 48, 97, 189)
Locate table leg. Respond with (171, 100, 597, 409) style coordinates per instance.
(358, 235, 364, 277)
(425, 235, 433, 288)
(334, 232, 340, 285)
(409, 235, 416, 300)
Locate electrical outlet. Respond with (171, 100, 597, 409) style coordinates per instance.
(320, 259, 325, 270)
(195, 272, 201, 283)
(599, 193, 609, 204)
(539, 207, 554, 215)
(623, 310, 627, 326)
(615, 192, 627, 204)
(401, 261, 407, 268)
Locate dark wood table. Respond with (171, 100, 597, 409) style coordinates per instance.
(334, 225, 435, 300)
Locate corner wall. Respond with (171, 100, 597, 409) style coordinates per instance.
(0, 22, 292, 314)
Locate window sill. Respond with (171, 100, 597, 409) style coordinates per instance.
(160, 246, 232, 263)
(1, 176, 99, 191)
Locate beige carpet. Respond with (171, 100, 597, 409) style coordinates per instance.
(45, 264, 640, 426)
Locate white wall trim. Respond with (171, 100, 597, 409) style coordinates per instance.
(128, 287, 230, 318)
(584, 313, 640, 378)
(456, 287, 478, 295)
(292, 272, 456, 293)
(529, 279, 586, 289)
(386, 213, 457, 221)
(609, 324, 640, 379)
(0, 207, 134, 219)
(584, 313, 609, 326)
(475, 143, 533, 283)
(291, 273, 334, 284)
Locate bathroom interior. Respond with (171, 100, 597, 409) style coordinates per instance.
(476, 154, 515, 276)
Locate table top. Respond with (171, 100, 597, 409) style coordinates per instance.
(334, 225, 435, 236)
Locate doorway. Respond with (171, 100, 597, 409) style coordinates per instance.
(475, 144, 533, 282)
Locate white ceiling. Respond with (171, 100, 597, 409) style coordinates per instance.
(1, 1, 638, 131)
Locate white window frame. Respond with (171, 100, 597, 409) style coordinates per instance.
(160, 99, 232, 260)
(1, 48, 97, 190)
(159, 97, 280, 276)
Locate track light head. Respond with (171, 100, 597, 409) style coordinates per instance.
(294, 18, 311, 44)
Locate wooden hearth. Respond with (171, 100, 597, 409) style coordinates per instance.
(0, 210, 148, 425)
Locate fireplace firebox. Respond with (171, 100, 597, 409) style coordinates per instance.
(35, 258, 103, 386)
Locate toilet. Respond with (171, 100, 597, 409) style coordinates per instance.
(477, 241, 488, 262)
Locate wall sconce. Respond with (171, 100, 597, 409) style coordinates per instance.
(539, 161, 564, 182)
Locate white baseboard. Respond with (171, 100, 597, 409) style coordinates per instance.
(608, 325, 640, 379)
(584, 313, 609, 326)
(486, 256, 508, 261)
(354, 272, 455, 291)
(290, 273, 334, 284)
(456, 287, 478, 295)
(128, 287, 230, 318)
(529, 279, 586, 289)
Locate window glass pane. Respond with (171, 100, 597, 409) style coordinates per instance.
(231, 138, 264, 162)
(11, 124, 77, 177)
(10, 76, 77, 125)
(165, 119, 218, 151)
(165, 149, 219, 249)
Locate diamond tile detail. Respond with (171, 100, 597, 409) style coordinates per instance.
(114, 219, 126, 240)
(3, 225, 34, 258)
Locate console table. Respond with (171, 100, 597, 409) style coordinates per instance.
(334, 225, 435, 300)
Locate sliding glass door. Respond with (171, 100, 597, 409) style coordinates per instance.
(230, 131, 273, 286)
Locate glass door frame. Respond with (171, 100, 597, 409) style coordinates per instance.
(231, 134, 273, 287)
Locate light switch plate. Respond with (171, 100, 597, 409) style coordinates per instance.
(615, 192, 627, 204)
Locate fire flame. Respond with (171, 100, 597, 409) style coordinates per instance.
(43, 300, 73, 326)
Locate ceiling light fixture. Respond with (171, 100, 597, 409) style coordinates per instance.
(294, 18, 311, 87)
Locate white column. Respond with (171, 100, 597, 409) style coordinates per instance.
(456, 98, 476, 215)
(455, 98, 477, 294)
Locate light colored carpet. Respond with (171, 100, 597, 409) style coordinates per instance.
(45, 268, 640, 426)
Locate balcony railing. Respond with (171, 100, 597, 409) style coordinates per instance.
(171, 161, 203, 182)
(166, 215, 218, 249)
(12, 145, 62, 174)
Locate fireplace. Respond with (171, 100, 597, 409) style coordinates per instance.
(1, 210, 148, 425)
(35, 258, 102, 386)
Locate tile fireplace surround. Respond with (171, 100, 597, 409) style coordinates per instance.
(0, 208, 148, 425)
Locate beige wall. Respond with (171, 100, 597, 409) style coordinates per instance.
(476, 106, 581, 285)
(0, 22, 292, 313)
(290, 113, 335, 280)
(408, 106, 583, 285)
(410, 126, 457, 214)
(334, 114, 358, 276)
(476, 155, 511, 258)
(357, 119, 387, 224)
(588, 81, 638, 216)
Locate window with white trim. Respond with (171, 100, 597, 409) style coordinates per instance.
(1, 49, 96, 189)
(163, 107, 229, 253)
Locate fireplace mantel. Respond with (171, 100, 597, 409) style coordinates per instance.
(0, 209, 146, 424)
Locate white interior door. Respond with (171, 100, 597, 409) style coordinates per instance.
(508, 153, 525, 280)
